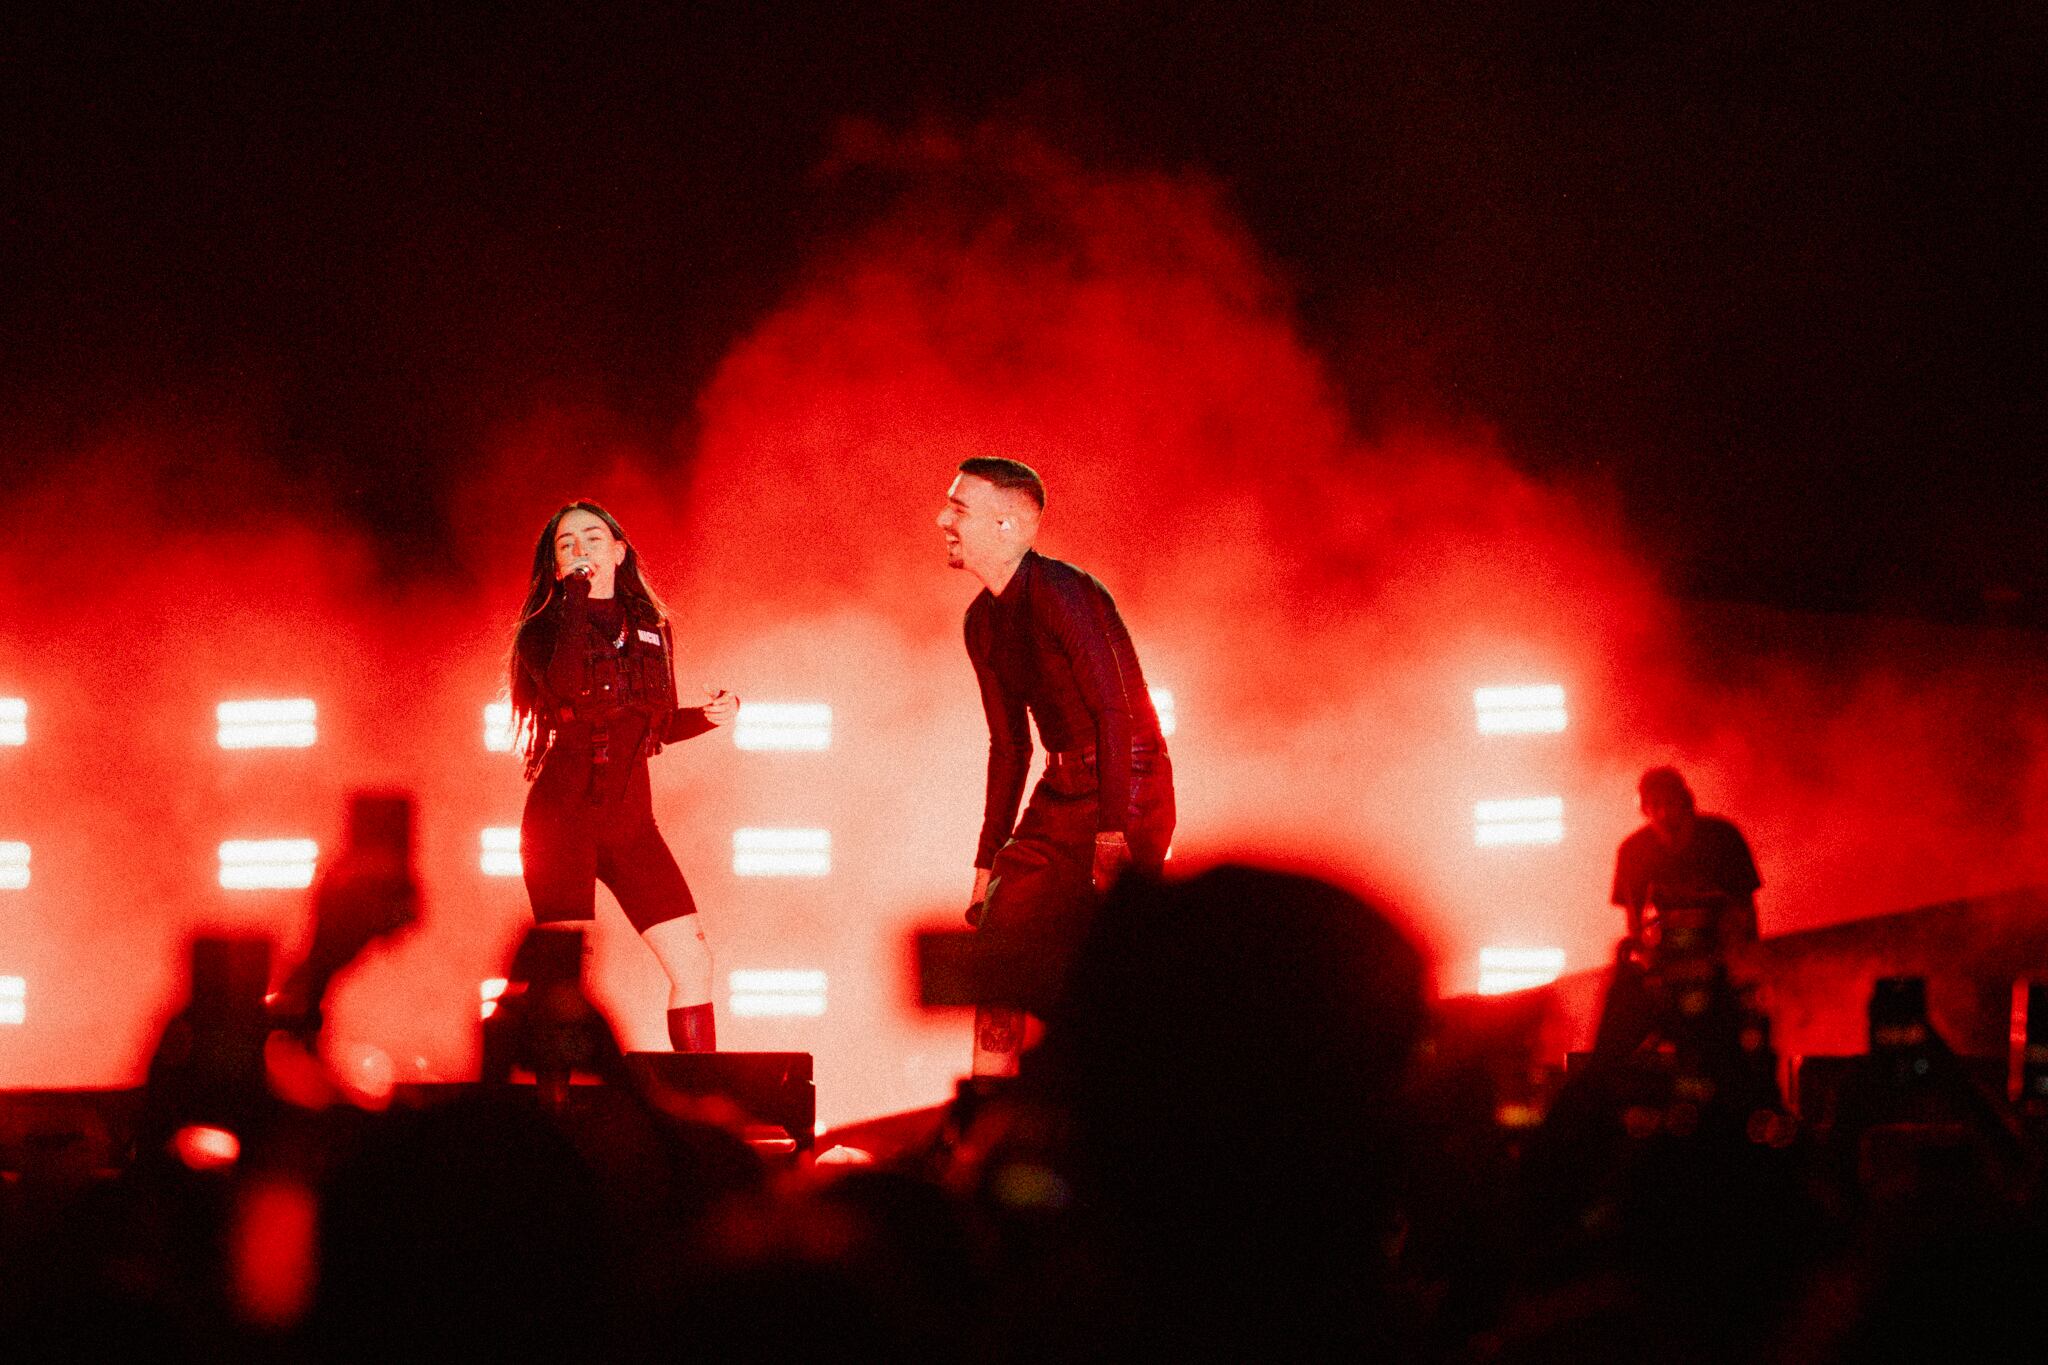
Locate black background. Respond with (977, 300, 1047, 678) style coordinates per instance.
(5, 2, 2039, 620)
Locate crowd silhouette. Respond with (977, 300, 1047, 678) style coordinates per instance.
(3, 826, 2045, 1362)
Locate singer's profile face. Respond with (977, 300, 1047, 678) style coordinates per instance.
(553, 509, 628, 587)
(937, 474, 1004, 573)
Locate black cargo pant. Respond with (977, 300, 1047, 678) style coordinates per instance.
(979, 743, 1175, 1015)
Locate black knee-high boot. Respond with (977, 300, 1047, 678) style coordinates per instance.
(666, 1003, 716, 1052)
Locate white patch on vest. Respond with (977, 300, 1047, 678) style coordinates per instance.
(637, 629, 662, 646)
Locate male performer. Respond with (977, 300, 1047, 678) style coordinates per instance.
(937, 457, 1176, 1076)
(1611, 765, 1761, 946)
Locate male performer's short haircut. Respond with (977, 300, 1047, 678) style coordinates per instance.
(957, 457, 1047, 510)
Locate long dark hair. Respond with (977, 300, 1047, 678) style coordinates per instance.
(507, 500, 670, 769)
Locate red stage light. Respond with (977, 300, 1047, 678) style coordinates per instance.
(230, 1177, 317, 1328)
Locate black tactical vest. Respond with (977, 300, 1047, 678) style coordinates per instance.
(524, 598, 680, 787)
(569, 601, 677, 725)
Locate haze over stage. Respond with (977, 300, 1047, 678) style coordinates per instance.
(0, 0, 2040, 1138)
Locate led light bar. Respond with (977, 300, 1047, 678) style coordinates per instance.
(729, 968, 828, 1017)
(732, 828, 831, 877)
(1477, 946, 1567, 995)
(480, 977, 509, 1020)
(734, 702, 833, 752)
(1474, 797, 1565, 847)
(479, 827, 522, 877)
(0, 842, 27, 891)
(483, 701, 517, 753)
(218, 839, 319, 890)
(0, 698, 25, 746)
(1150, 688, 1177, 738)
(0, 976, 23, 1026)
(217, 699, 318, 749)
(1474, 684, 1567, 735)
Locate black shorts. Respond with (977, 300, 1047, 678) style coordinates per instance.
(520, 756, 698, 934)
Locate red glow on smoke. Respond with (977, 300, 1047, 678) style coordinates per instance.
(0, 126, 2043, 1123)
(230, 1177, 319, 1328)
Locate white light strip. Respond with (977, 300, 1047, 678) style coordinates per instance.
(731, 993, 828, 1018)
(217, 699, 318, 749)
(1475, 685, 1565, 711)
(480, 977, 509, 1020)
(0, 698, 25, 746)
(479, 827, 522, 877)
(1475, 821, 1566, 847)
(1477, 946, 1566, 994)
(1150, 687, 1177, 738)
(218, 839, 319, 890)
(483, 702, 517, 753)
(734, 701, 833, 752)
(732, 828, 831, 877)
(0, 975, 22, 1026)
(730, 968, 829, 1017)
(1474, 797, 1565, 847)
(730, 969, 827, 994)
(1479, 946, 1568, 972)
(1478, 970, 1563, 995)
(0, 842, 27, 891)
(1474, 684, 1567, 735)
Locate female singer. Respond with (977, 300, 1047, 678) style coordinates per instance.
(509, 502, 737, 1050)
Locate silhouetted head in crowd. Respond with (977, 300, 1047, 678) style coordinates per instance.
(307, 1092, 621, 1360)
(1033, 864, 1430, 1351)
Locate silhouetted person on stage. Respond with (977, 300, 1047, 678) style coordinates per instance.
(510, 501, 738, 1052)
(937, 458, 1175, 1076)
(1612, 765, 1761, 947)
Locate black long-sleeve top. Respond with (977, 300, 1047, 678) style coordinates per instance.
(965, 549, 1164, 868)
(518, 585, 717, 795)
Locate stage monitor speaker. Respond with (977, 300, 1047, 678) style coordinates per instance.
(622, 1052, 816, 1153)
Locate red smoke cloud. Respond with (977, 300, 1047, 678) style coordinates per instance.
(1, 125, 2042, 1122)
(669, 125, 1665, 1007)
